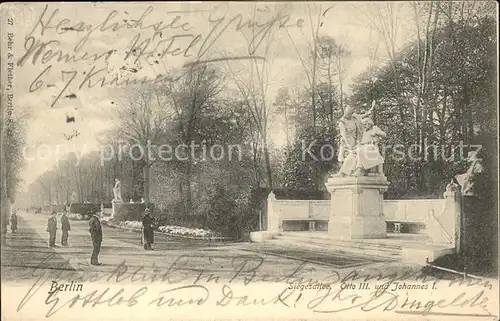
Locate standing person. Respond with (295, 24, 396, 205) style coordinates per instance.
(88, 211, 103, 265)
(46, 212, 58, 247)
(142, 208, 154, 250)
(10, 210, 18, 233)
(60, 210, 71, 246)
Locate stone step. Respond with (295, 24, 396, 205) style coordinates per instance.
(280, 232, 403, 249)
(387, 232, 430, 242)
(282, 231, 430, 245)
(268, 239, 401, 260)
(271, 231, 454, 264)
(270, 234, 403, 260)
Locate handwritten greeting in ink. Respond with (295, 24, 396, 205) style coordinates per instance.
(17, 5, 305, 107)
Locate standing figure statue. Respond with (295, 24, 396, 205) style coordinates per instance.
(334, 101, 383, 177)
(455, 151, 484, 196)
(113, 179, 122, 201)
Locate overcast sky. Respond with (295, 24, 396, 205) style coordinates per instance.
(8, 2, 417, 190)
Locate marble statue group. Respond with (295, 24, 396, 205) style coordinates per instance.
(334, 101, 387, 177)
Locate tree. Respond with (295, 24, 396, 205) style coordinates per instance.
(115, 85, 166, 202)
(272, 87, 292, 147)
(359, 2, 409, 124)
(317, 36, 351, 113)
(285, 3, 325, 127)
(163, 65, 225, 214)
(223, 5, 281, 190)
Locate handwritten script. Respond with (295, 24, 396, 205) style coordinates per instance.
(14, 253, 496, 318)
(17, 4, 305, 107)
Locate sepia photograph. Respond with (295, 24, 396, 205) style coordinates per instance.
(1, 2, 498, 320)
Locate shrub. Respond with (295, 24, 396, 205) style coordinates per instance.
(204, 186, 263, 241)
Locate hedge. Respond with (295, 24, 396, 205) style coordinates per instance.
(69, 203, 101, 216)
(113, 203, 155, 221)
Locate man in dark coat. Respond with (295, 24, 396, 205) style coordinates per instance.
(88, 212, 103, 265)
(46, 212, 57, 247)
(142, 208, 154, 250)
(60, 210, 71, 246)
(10, 211, 18, 233)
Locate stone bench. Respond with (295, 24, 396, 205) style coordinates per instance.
(385, 220, 425, 233)
(282, 219, 320, 231)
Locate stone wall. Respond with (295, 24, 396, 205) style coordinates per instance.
(267, 198, 445, 228)
(384, 200, 443, 221)
(266, 185, 460, 247)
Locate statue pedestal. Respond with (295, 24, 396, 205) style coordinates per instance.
(111, 199, 123, 219)
(325, 175, 389, 239)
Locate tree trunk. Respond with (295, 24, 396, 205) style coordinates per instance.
(337, 55, 344, 112)
(419, 1, 439, 190)
(178, 182, 184, 215)
(262, 136, 273, 189)
(283, 102, 290, 147)
(76, 167, 83, 202)
(143, 163, 151, 202)
(311, 52, 317, 126)
(185, 153, 193, 215)
(440, 86, 448, 148)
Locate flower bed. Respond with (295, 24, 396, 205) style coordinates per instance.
(100, 216, 113, 223)
(118, 221, 215, 238)
(158, 225, 213, 238)
(67, 213, 86, 220)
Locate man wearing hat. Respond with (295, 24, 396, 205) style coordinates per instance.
(88, 211, 103, 265)
(142, 208, 154, 250)
(60, 210, 71, 246)
(46, 212, 58, 247)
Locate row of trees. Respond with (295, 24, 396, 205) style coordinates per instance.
(274, 2, 497, 197)
(19, 3, 497, 239)
(350, 1, 497, 197)
(1, 111, 27, 231)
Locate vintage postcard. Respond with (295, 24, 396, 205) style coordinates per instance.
(1, 2, 498, 320)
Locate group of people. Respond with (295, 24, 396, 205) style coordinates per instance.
(46, 207, 154, 266)
(46, 211, 72, 247)
(46, 210, 102, 265)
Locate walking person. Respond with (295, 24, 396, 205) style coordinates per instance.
(10, 210, 18, 233)
(60, 210, 71, 246)
(47, 212, 58, 247)
(88, 211, 103, 265)
(142, 208, 154, 250)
